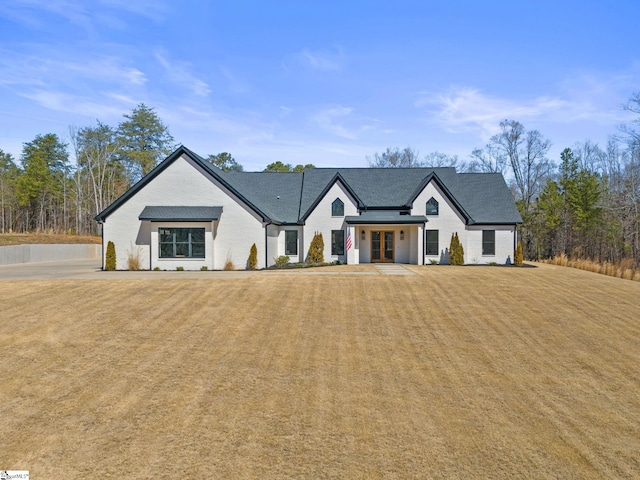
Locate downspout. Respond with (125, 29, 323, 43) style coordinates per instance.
(99, 221, 105, 270)
(264, 221, 272, 269)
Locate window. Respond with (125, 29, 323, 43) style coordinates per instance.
(331, 229, 345, 255)
(425, 230, 439, 256)
(285, 230, 298, 255)
(426, 197, 439, 216)
(332, 198, 344, 216)
(482, 230, 495, 256)
(159, 228, 205, 258)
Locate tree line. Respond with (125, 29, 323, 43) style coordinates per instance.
(0, 103, 318, 236)
(1, 95, 638, 267)
(368, 94, 640, 265)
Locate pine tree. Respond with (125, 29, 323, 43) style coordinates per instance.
(308, 232, 325, 264)
(105, 241, 116, 270)
(456, 232, 464, 265)
(116, 103, 175, 183)
(515, 240, 524, 267)
(449, 232, 464, 265)
(248, 243, 258, 270)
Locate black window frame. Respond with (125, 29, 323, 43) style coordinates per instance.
(426, 197, 439, 216)
(331, 229, 345, 255)
(331, 198, 344, 217)
(482, 230, 496, 256)
(285, 230, 298, 256)
(425, 229, 439, 256)
(159, 227, 205, 258)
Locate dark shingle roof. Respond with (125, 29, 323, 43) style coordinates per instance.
(139, 206, 223, 221)
(96, 146, 522, 226)
(345, 212, 428, 224)
(223, 171, 303, 224)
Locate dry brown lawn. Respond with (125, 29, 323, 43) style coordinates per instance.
(0, 263, 639, 478)
(0, 233, 101, 246)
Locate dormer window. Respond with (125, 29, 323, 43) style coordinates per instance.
(426, 197, 439, 216)
(332, 198, 344, 216)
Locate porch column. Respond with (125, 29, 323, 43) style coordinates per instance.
(417, 224, 424, 265)
(347, 224, 358, 264)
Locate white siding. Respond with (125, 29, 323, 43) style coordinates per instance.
(303, 182, 358, 263)
(411, 181, 467, 264)
(411, 180, 516, 264)
(102, 154, 266, 270)
(465, 225, 516, 265)
(275, 225, 303, 264)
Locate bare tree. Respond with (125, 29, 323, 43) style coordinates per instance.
(423, 151, 469, 171)
(469, 144, 507, 174)
(367, 147, 422, 168)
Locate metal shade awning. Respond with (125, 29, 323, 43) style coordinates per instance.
(139, 206, 223, 222)
(345, 211, 427, 224)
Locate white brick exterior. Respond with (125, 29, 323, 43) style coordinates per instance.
(102, 154, 266, 270)
(303, 181, 358, 263)
(99, 151, 518, 269)
(410, 180, 515, 265)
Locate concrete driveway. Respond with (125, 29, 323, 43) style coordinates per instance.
(0, 259, 259, 280)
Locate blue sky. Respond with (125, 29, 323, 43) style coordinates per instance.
(1, 1, 639, 171)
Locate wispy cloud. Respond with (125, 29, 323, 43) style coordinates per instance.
(312, 106, 357, 139)
(20, 90, 129, 118)
(311, 105, 378, 140)
(0, 0, 167, 29)
(0, 50, 146, 89)
(295, 47, 345, 72)
(154, 52, 210, 97)
(416, 87, 577, 140)
(419, 65, 640, 143)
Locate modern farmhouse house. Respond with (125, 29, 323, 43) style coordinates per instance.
(95, 146, 522, 270)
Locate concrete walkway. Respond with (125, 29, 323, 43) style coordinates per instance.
(374, 264, 416, 275)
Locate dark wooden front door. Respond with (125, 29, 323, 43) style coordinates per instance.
(371, 231, 394, 263)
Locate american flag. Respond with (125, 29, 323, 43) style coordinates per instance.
(346, 234, 352, 251)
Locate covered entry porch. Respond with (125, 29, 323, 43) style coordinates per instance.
(345, 212, 427, 265)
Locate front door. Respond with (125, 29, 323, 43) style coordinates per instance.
(371, 231, 395, 263)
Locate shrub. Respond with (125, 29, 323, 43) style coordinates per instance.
(153, 267, 161, 271)
(428, 259, 438, 265)
(307, 232, 325, 264)
(176, 266, 184, 271)
(127, 244, 142, 270)
(223, 259, 235, 271)
(514, 241, 524, 267)
(105, 241, 116, 271)
(449, 232, 464, 265)
(200, 265, 208, 271)
(274, 255, 290, 268)
(248, 243, 258, 270)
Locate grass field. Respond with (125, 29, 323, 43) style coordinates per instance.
(1, 264, 639, 478)
(0, 233, 101, 246)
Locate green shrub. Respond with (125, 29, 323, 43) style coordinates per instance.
(248, 243, 258, 270)
(274, 255, 290, 268)
(105, 241, 116, 271)
(449, 233, 464, 265)
(489, 261, 498, 266)
(153, 267, 161, 271)
(428, 259, 439, 265)
(515, 240, 524, 267)
(200, 265, 208, 271)
(307, 232, 324, 264)
(176, 266, 184, 271)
